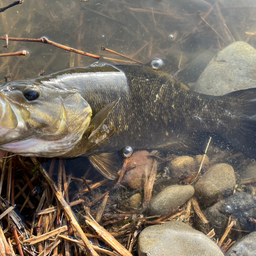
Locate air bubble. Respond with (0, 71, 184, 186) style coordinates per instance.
(168, 31, 178, 41)
(121, 146, 133, 158)
(224, 204, 233, 214)
(151, 58, 164, 70)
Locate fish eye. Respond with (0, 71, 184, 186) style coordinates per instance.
(23, 89, 40, 101)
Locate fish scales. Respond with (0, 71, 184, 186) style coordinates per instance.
(0, 62, 256, 179)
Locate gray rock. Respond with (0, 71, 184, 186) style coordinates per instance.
(195, 163, 236, 206)
(205, 192, 256, 236)
(138, 221, 224, 256)
(178, 48, 217, 83)
(194, 41, 256, 96)
(226, 231, 256, 256)
(149, 185, 194, 216)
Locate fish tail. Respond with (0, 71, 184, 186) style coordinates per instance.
(223, 88, 256, 158)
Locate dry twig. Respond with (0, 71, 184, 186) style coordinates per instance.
(218, 216, 236, 247)
(85, 213, 132, 256)
(0, 50, 27, 57)
(0, 36, 100, 59)
(143, 158, 157, 209)
(101, 47, 143, 64)
(0, 0, 23, 13)
(31, 158, 99, 256)
(191, 197, 209, 224)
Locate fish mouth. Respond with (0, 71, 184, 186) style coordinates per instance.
(0, 91, 93, 157)
(0, 110, 92, 157)
(0, 93, 29, 142)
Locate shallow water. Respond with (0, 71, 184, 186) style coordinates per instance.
(1, 0, 256, 255)
(1, 0, 255, 81)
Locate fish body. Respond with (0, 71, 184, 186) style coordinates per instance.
(0, 62, 255, 178)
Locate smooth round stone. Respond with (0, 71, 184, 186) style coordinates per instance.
(226, 231, 256, 256)
(195, 154, 210, 167)
(138, 221, 224, 256)
(194, 41, 256, 95)
(149, 185, 194, 216)
(168, 156, 196, 180)
(195, 163, 236, 206)
(129, 193, 141, 209)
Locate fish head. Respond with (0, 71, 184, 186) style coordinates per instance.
(0, 80, 92, 157)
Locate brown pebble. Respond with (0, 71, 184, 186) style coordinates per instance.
(121, 150, 153, 189)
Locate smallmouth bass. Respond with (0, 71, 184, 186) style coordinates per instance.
(0, 61, 255, 179)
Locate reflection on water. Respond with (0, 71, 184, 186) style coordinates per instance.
(1, 0, 256, 255)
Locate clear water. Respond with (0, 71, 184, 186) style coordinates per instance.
(2, 0, 255, 81)
(1, 0, 256, 254)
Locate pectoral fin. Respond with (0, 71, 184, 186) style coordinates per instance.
(63, 99, 119, 157)
(87, 99, 119, 139)
(88, 152, 120, 180)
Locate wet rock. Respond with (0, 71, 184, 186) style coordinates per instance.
(178, 48, 217, 84)
(195, 163, 236, 206)
(195, 154, 210, 167)
(138, 221, 224, 256)
(129, 193, 141, 209)
(121, 151, 153, 190)
(226, 231, 256, 256)
(205, 192, 256, 236)
(194, 41, 256, 95)
(168, 156, 196, 180)
(240, 161, 256, 181)
(149, 185, 194, 216)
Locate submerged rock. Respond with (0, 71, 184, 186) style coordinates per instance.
(168, 156, 196, 180)
(194, 41, 256, 95)
(226, 231, 256, 256)
(129, 193, 142, 209)
(195, 163, 236, 206)
(205, 192, 256, 236)
(178, 48, 217, 84)
(121, 150, 153, 190)
(240, 161, 256, 181)
(138, 221, 224, 256)
(195, 154, 210, 167)
(149, 184, 194, 216)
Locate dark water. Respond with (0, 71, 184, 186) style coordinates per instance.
(1, 0, 256, 254)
